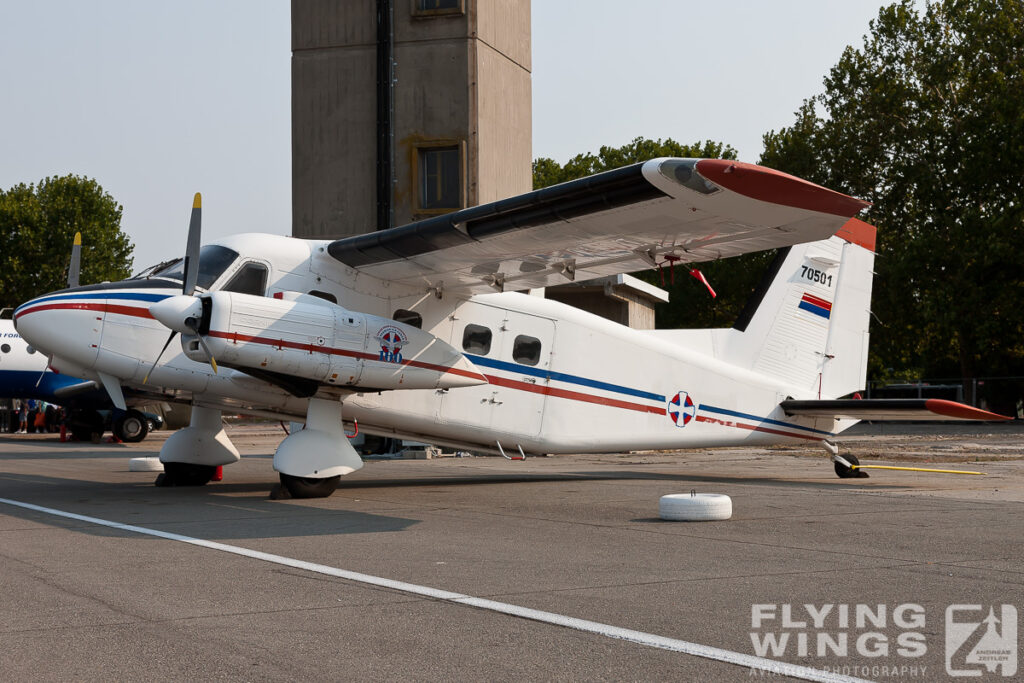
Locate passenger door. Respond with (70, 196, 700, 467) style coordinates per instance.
(439, 303, 555, 441)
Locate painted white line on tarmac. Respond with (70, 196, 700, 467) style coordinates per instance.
(0, 496, 870, 683)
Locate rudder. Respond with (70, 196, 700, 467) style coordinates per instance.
(722, 218, 876, 398)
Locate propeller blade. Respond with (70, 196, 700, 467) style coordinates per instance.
(143, 330, 178, 384)
(194, 334, 219, 374)
(67, 232, 82, 288)
(182, 193, 202, 296)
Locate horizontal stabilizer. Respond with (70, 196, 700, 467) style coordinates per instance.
(781, 398, 1011, 421)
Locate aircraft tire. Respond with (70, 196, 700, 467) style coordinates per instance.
(834, 454, 870, 479)
(70, 409, 104, 442)
(279, 473, 341, 499)
(157, 462, 216, 487)
(113, 410, 149, 443)
(659, 493, 732, 521)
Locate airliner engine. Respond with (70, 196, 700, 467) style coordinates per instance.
(149, 292, 486, 392)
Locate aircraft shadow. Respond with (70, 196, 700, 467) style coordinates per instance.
(335, 469, 900, 492)
(0, 472, 419, 540)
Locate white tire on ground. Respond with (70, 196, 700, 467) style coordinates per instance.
(128, 456, 164, 473)
(659, 493, 732, 521)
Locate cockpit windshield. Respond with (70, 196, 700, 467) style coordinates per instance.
(139, 245, 239, 290)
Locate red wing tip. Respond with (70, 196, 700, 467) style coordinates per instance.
(925, 399, 1013, 421)
(695, 159, 871, 217)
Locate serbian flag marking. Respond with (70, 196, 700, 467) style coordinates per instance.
(668, 391, 696, 428)
(798, 293, 832, 319)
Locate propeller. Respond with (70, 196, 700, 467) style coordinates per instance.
(34, 232, 85, 388)
(67, 232, 82, 288)
(143, 193, 218, 383)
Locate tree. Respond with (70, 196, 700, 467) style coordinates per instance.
(0, 175, 134, 310)
(761, 0, 1024, 381)
(533, 136, 779, 329)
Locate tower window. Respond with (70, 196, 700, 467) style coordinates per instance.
(413, 0, 463, 17)
(416, 144, 462, 211)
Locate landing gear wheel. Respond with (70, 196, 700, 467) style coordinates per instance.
(279, 473, 341, 499)
(70, 410, 104, 442)
(834, 453, 870, 479)
(156, 462, 216, 487)
(113, 410, 149, 443)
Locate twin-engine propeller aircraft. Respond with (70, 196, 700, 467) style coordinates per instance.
(13, 159, 1008, 497)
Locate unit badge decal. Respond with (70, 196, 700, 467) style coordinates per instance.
(668, 391, 696, 428)
(376, 325, 408, 363)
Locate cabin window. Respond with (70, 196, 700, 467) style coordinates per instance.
(223, 263, 268, 296)
(393, 309, 422, 329)
(462, 324, 491, 355)
(26, 346, 36, 354)
(308, 290, 337, 304)
(512, 335, 542, 366)
(0, 344, 10, 353)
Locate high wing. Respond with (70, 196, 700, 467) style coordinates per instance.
(781, 399, 1012, 422)
(327, 158, 871, 295)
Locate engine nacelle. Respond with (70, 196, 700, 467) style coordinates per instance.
(180, 291, 486, 391)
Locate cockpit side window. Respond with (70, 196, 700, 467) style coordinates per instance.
(151, 245, 239, 290)
(222, 262, 269, 296)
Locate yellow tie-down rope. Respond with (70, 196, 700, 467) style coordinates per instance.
(853, 464, 986, 476)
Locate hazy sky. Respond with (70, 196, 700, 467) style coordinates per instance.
(0, 1, 896, 271)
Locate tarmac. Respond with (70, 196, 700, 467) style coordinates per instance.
(0, 422, 1022, 682)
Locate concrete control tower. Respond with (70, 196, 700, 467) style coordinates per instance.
(291, 0, 532, 239)
(291, 1, 665, 328)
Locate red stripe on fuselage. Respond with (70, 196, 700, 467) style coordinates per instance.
(15, 301, 153, 320)
(206, 329, 487, 382)
(484, 374, 665, 415)
(695, 414, 822, 442)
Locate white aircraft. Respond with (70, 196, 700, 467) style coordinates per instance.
(13, 159, 1007, 497)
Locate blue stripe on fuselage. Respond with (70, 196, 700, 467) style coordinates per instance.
(698, 403, 833, 436)
(25, 291, 172, 307)
(465, 354, 665, 403)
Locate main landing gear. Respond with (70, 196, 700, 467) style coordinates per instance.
(272, 398, 363, 499)
(824, 440, 869, 479)
(113, 409, 149, 443)
(153, 399, 360, 499)
(156, 405, 239, 487)
(159, 462, 218, 487)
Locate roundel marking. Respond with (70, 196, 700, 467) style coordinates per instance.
(668, 391, 696, 428)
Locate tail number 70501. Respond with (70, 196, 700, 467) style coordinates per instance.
(800, 265, 833, 287)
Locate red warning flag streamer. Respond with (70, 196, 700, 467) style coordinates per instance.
(689, 269, 717, 298)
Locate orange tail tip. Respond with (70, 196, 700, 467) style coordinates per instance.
(924, 399, 1013, 421)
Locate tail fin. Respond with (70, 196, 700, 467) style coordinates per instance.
(721, 218, 876, 398)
